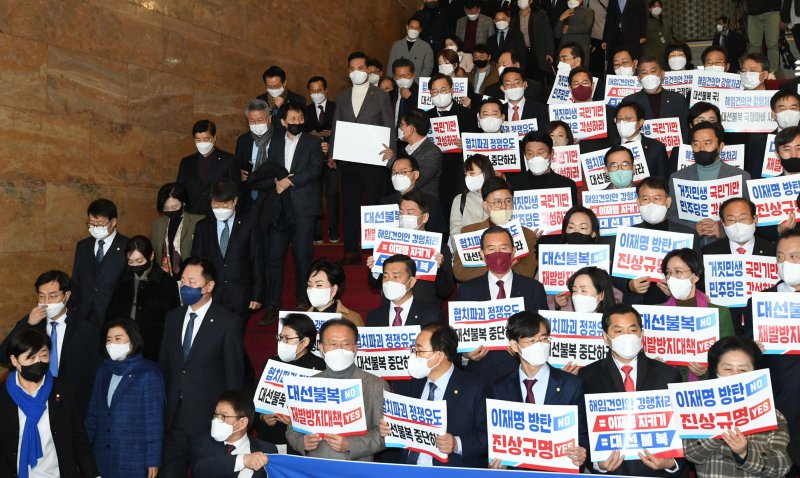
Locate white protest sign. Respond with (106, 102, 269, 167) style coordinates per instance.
(428, 116, 462, 153)
(675, 144, 745, 170)
(333, 121, 391, 166)
(513, 188, 573, 236)
(641, 118, 683, 153)
(604, 74, 642, 107)
(704, 255, 779, 308)
(717, 90, 778, 133)
(462, 132, 522, 173)
(635, 305, 720, 366)
(747, 175, 800, 227)
(673, 176, 743, 222)
(612, 226, 694, 282)
(285, 376, 368, 436)
(551, 145, 583, 187)
(501, 118, 539, 138)
(360, 204, 399, 249)
(384, 390, 448, 461)
(662, 70, 696, 98)
(254, 360, 318, 416)
(751, 292, 800, 355)
(537, 244, 610, 294)
(548, 101, 608, 141)
(540, 310, 608, 368)
(448, 297, 525, 352)
(453, 219, 530, 267)
(356, 326, 419, 380)
(371, 227, 442, 281)
(693, 71, 743, 90)
(582, 188, 642, 236)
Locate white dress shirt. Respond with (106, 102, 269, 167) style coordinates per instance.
(487, 270, 514, 299)
(388, 296, 414, 326)
(284, 132, 301, 172)
(518, 363, 550, 404)
(228, 433, 254, 478)
(417, 364, 462, 465)
(182, 298, 213, 346)
(94, 229, 117, 256)
(316, 99, 328, 121)
(612, 355, 638, 389)
(729, 236, 755, 255)
(507, 97, 526, 121)
(405, 137, 426, 155)
(216, 213, 236, 245)
(16, 374, 59, 478)
(45, 314, 67, 368)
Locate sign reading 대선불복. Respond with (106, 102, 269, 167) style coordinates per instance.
(703, 254, 779, 308)
(371, 227, 442, 281)
(761, 134, 781, 177)
(634, 305, 720, 366)
(254, 359, 319, 416)
(539, 310, 608, 369)
(513, 188, 574, 236)
(361, 204, 399, 249)
(285, 376, 368, 436)
(611, 226, 694, 282)
(537, 244, 610, 294)
(383, 390, 448, 461)
(356, 325, 420, 380)
(751, 292, 800, 355)
(448, 297, 525, 353)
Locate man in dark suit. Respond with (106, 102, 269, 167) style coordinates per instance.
(159, 257, 245, 477)
(486, 50, 545, 102)
(702, 198, 776, 257)
(384, 323, 489, 467)
(602, 0, 649, 65)
(578, 303, 684, 477)
(457, 225, 548, 382)
(613, 99, 669, 180)
(329, 51, 396, 265)
(511, 2, 556, 85)
(393, 110, 443, 201)
(235, 99, 273, 214)
(490, 310, 588, 471)
(380, 155, 444, 236)
(70, 198, 129, 331)
(540, 0, 569, 29)
(192, 180, 265, 324)
(391, 59, 419, 133)
(0, 270, 100, 416)
(191, 390, 277, 478)
(487, 11, 527, 72)
(256, 65, 306, 135)
(366, 254, 443, 327)
(468, 44, 500, 102)
(497, 67, 549, 129)
(624, 57, 690, 144)
(265, 103, 324, 311)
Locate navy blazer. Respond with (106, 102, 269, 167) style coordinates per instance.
(191, 435, 277, 478)
(70, 232, 129, 330)
(457, 273, 548, 382)
(392, 367, 489, 468)
(267, 132, 325, 217)
(366, 298, 443, 327)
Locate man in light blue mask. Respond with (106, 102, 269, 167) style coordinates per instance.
(602, 145, 635, 189)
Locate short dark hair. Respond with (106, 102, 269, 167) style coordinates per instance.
(612, 45, 635, 61)
(347, 51, 368, 63)
(464, 153, 496, 179)
(615, 99, 645, 121)
(125, 235, 154, 260)
(717, 15, 729, 24)
(544, 120, 575, 145)
(429, 72, 453, 88)
(560, 42, 585, 64)
(690, 121, 725, 144)
(262, 65, 286, 83)
(308, 259, 345, 300)
(480, 176, 513, 200)
(281, 313, 318, 343)
(567, 266, 616, 313)
(307, 75, 327, 89)
(88, 198, 117, 220)
(401, 108, 430, 136)
(707, 336, 762, 378)
(445, 34, 464, 50)
(424, 323, 459, 364)
(777, 228, 800, 250)
(688, 101, 722, 125)
(34, 270, 71, 293)
(366, 58, 383, 71)
(192, 119, 216, 136)
(472, 43, 490, 56)
(636, 176, 669, 195)
(567, 66, 592, 85)
(211, 179, 238, 202)
(775, 126, 800, 148)
(280, 100, 305, 120)
(392, 57, 416, 74)
(663, 43, 693, 70)
(480, 225, 514, 249)
(498, 49, 523, 65)
(157, 182, 188, 213)
(182, 256, 217, 282)
(464, 0, 481, 8)
(392, 155, 420, 172)
(499, 66, 524, 84)
(382, 254, 416, 277)
(400, 190, 431, 216)
(319, 317, 359, 343)
(407, 16, 422, 27)
(701, 45, 729, 64)
(636, 55, 662, 72)
(661, 248, 703, 277)
(561, 206, 600, 241)
(218, 389, 256, 426)
(506, 311, 551, 341)
(770, 90, 800, 112)
(5, 328, 50, 362)
(719, 197, 756, 218)
(479, 97, 504, 113)
(604, 145, 635, 166)
(740, 52, 769, 72)
(103, 319, 145, 358)
(601, 303, 642, 333)
(521, 131, 553, 152)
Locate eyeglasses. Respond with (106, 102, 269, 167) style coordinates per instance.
(87, 221, 111, 228)
(212, 413, 243, 422)
(664, 269, 692, 279)
(487, 198, 514, 208)
(517, 336, 551, 346)
(705, 60, 726, 66)
(430, 87, 451, 95)
(410, 346, 435, 356)
(392, 170, 413, 177)
(276, 334, 301, 343)
(503, 80, 525, 88)
(607, 162, 632, 171)
(322, 341, 355, 350)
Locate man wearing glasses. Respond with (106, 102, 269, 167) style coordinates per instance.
(603, 146, 637, 190)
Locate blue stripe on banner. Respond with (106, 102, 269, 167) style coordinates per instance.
(265, 454, 632, 477)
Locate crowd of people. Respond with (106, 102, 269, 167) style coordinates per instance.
(1, 0, 800, 477)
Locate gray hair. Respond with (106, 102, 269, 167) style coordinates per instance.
(244, 99, 269, 117)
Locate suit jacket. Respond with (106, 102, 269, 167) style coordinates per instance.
(159, 302, 245, 434)
(510, 7, 555, 73)
(330, 85, 396, 160)
(392, 367, 489, 468)
(701, 236, 776, 257)
(455, 14, 495, 49)
(392, 83, 419, 128)
(0, 313, 100, 416)
(712, 31, 746, 73)
(305, 100, 336, 133)
(0, 377, 99, 478)
(70, 232, 129, 330)
(453, 219, 539, 282)
(612, 135, 668, 180)
(468, 62, 500, 97)
(151, 212, 205, 271)
(401, 138, 442, 200)
(387, 38, 435, 78)
(624, 89, 690, 144)
(191, 435, 277, 478)
(555, 6, 595, 63)
(603, 0, 649, 58)
(365, 298, 443, 327)
(426, 102, 480, 134)
(487, 29, 528, 71)
(541, 0, 569, 27)
(191, 213, 265, 318)
(176, 148, 240, 216)
(485, 78, 546, 104)
(267, 132, 325, 217)
(578, 352, 684, 477)
(504, 97, 549, 134)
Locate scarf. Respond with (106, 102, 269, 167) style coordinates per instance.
(251, 126, 274, 171)
(105, 352, 144, 376)
(6, 371, 53, 478)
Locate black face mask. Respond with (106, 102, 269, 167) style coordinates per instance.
(164, 208, 183, 219)
(693, 150, 718, 166)
(19, 361, 48, 383)
(130, 262, 151, 277)
(287, 123, 305, 136)
(780, 157, 800, 173)
(563, 232, 594, 244)
(474, 59, 489, 69)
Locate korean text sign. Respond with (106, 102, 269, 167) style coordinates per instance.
(361, 205, 399, 249)
(285, 376, 368, 436)
(513, 188, 574, 236)
(383, 390, 448, 461)
(548, 101, 608, 141)
(356, 325, 420, 380)
(537, 244, 610, 294)
(540, 310, 608, 368)
(462, 132, 522, 173)
(448, 297, 525, 352)
(634, 305, 720, 366)
(612, 227, 694, 282)
(673, 176, 742, 222)
(703, 254, 779, 308)
(580, 142, 650, 191)
(428, 116, 462, 153)
(371, 227, 442, 281)
(751, 292, 800, 355)
(453, 219, 530, 267)
(254, 360, 318, 416)
(582, 188, 642, 236)
(747, 175, 800, 227)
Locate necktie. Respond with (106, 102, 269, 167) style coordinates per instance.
(736, 247, 746, 254)
(499, 31, 505, 49)
(49, 322, 59, 377)
(96, 239, 105, 263)
(220, 220, 230, 258)
(182, 312, 197, 360)
(407, 383, 439, 463)
(512, 105, 520, 121)
(523, 378, 537, 403)
(318, 105, 326, 126)
(392, 307, 403, 326)
(225, 444, 236, 455)
(496, 280, 506, 299)
(622, 365, 634, 392)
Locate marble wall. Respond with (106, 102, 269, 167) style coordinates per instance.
(0, 0, 417, 336)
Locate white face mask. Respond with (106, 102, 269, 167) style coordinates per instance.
(465, 175, 485, 192)
(650, 6, 662, 16)
(349, 70, 369, 85)
(614, 66, 634, 76)
(407, 28, 420, 40)
(776, 110, 800, 130)
(610, 334, 642, 360)
(779, 261, 800, 286)
(432, 92, 453, 108)
(368, 73, 380, 86)
(480, 116, 503, 133)
(249, 123, 268, 136)
(396, 77, 414, 89)
(723, 222, 756, 244)
(277, 340, 299, 362)
(616, 120, 638, 139)
(567, 0, 581, 8)
(716, 24, 724, 32)
(310, 93, 326, 105)
(640, 74, 661, 92)
(556, 61, 572, 72)
(667, 276, 694, 300)
(495, 20, 509, 31)
(526, 156, 550, 175)
(196, 141, 214, 155)
(519, 341, 550, 366)
(40, 302, 66, 320)
(323, 348, 356, 372)
(106, 342, 130, 361)
(489, 209, 513, 225)
(497, 66, 506, 78)
(467, 13, 479, 21)
(383, 280, 408, 302)
(668, 56, 687, 71)
(740, 72, 764, 92)
(705, 65, 725, 73)
(407, 353, 439, 379)
(210, 418, 236, 442)
(438, 63, 455, 76)
(446, 44, 459, 52)
(307, 287, 332, 308)
(518, 0, 530, 8)
(391, 174, 413, 192)
(639, 203, 668, 224)
(399, 214, 421, 230)
(212, 208, 234, 222)
(267, 86, 285, 98)
(572, 294, 598, 313)
(504, 87, 525, 102)
(89, 225, 111, 240)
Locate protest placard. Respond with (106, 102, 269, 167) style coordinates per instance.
(634, 305, 719, 366)
(332, 121, 391, 166)
(487, 399, 580, 472)
(751, 292, 800, 355)
(356, 326, 419, 380)
(501, 118, 539, 138)
(417, 76, 468, 111)
(675, 144, 745, 170)
(448, 297, 525, 352)
(717, 90, 778, 133)
(668, 369, 778, 438)
(285, 376, 368, 436)
(540, 310, 608, 368)
(254, 360, 319, 416)
(604, 74, 642, 107)
(462, 132, 522, 173)
(549, 101, 608, 141)
(703, 255, 779, 308)
(384, 390, 448, 461)
(693, 71, 743, 90)
(580, 141, 650, 190)
(513, 188, 574, 236)
(428, 116, 462, 153)
(662, 70, 696, 98)
(761, 134, 781, 177)
(673, 176, 742, 222)
(747, 175, 800, 227)
(612, 226, 694, 282)
(537, 244, 610, 294)
(452, 219, 530, 267)
(551, 145, 583, 187)
(585, 390, 684, 461)
(582, 188, 642, 236)
(548, 70, 598, 104)
(641, 118, 682, 153)
(371, 227, 442, 281)
(360, 204, 399, 249)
